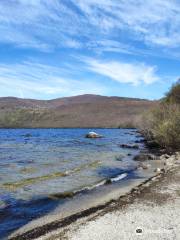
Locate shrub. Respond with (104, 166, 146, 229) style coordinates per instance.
(150, 104, 180, 150)
(165, 79, 180, 104)
(142, 80, 180, 151)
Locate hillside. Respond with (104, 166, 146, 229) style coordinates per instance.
(0, 94, 156, 128)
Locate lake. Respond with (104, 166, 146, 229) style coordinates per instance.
(0, 128, 144, 239)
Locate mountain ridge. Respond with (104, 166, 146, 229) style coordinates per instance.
(0, 94, 151, 109)
(0, 94, 156, 128)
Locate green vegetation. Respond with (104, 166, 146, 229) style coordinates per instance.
(165, 79, 180, 104)
(0, 109, 44, 128)
(142, 80, 180, 151)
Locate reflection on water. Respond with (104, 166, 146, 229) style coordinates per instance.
(0, 128, 143, 238)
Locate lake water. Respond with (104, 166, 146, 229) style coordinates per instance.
(0, 128, 144, 239)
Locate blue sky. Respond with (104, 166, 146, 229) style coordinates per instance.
(0, 0, 179, 100)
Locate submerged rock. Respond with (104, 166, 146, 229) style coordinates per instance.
(135, 139, 146, 144)
(49, 191, 74, 200)
(23, 133, 32, 138)
(115, 155, 124, 161)
(85, 132, 103, 138)
(127, 153, 132, 156)
(120, 144, 139, 149)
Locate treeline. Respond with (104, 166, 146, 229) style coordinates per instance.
(0, 109, 47, 128)
(141, 80, 180, 151)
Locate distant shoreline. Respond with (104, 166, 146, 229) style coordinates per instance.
(0, 94, 156, 129)
(0, 127, 136, 129)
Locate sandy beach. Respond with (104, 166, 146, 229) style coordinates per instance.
(10, 152, 180, 240)
(65, 166, 180, 240)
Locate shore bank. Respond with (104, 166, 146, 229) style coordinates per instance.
(65, 164, 180, 240)
(9, 152, 180, 240)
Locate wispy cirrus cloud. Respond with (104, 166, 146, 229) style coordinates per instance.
(0, 61, 106, 99)
(73, 0, 180, 48)
(0, 0, 84, 51)
(0, 0, 180, 53)
(84, 58, 160, 85)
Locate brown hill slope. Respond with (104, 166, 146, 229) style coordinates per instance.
(0, 94, 156, 128)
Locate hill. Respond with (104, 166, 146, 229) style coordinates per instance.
(0, 94, 156, 128)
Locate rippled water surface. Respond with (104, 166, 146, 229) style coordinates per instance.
(0, 128, 143, 238)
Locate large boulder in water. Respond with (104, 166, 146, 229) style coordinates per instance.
(85, 131, 103, 138)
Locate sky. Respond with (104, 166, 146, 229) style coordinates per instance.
(0, 0, 180, 100)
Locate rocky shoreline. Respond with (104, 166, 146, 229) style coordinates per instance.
(9, 151, 180, 240)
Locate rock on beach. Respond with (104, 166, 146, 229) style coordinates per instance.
(133, 153, 155, 161)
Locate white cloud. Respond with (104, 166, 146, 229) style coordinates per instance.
(86, 40, 134, 54)
(0, 61, 106, 99)
(85, 58, 159, 85)
(73, 0, 180, 48)
(0, 0, 180, 52)
(0, 0, 83, 51)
